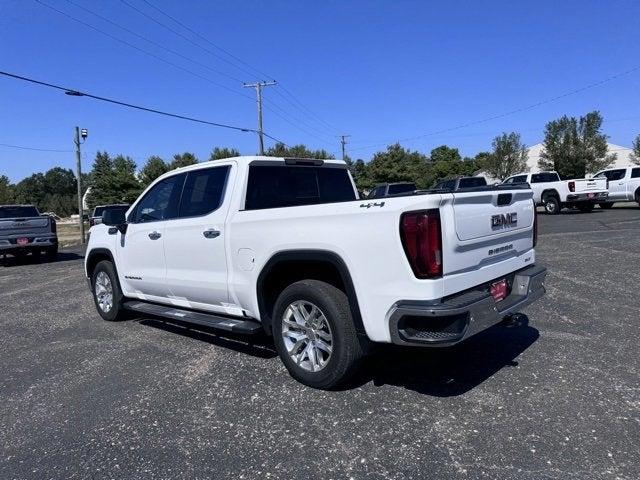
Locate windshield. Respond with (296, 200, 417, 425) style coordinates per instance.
(93, 207, 106, 217)
(0, 206, 40, 219)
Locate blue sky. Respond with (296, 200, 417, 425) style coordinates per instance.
(1, 0, 639, 182)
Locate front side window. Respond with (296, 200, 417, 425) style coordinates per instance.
(132, 174, 185, 223)
(245, 165, 356, 210)
(179, 166, 230, 217)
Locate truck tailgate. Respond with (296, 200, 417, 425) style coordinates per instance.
(0, 217, 51, 236)
(572, 177, 607, 193)
(441, 188, 536, 284)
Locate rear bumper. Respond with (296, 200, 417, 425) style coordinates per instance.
(0, 235, 58, 252)
(565, 192, 608, 203)
(388, 264, 547, 347)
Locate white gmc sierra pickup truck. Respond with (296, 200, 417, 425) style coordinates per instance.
(502, 171, 608, 214)
(85, 156, 547, 389)
(593, 166, 640, 208)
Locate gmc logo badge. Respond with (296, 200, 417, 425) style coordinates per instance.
(491, 212, 518, 228)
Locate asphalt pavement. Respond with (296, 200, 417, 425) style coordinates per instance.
(1, 205, 638, 479)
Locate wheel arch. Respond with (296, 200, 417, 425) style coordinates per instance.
(541, 188, 560, 200)
(85, 248, 116, 279)
(256, 250, 365, 336)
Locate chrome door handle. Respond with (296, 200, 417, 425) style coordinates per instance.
(148, 231, 161, 240)
(203, 229, 220, 239)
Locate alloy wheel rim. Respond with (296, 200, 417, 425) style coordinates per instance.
(281, 300, 333, 373)
(95, 271, 114, 313)
(546, 200, 555, 213)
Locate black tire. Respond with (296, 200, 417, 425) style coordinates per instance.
(598, 202, 614, 209)
(542, 194, 561, 215)
(91, 260, 127, 322)
(272, 279, 367, 390)
(45, 245, 58, 260)
(635, 189, 640, 207)
(577, 203, 594, 213)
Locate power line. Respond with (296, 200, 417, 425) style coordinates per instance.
(34, 0, 254, 102)
(62, 0, 245, 85)
(350, 65, 640, 152)
(0, 70, 288, 145)
(133, 0, 341, 135)
(139, 0, 270, 80)
(0, 142, 72, 153)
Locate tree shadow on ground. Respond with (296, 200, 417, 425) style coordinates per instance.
(351, 314, 539, 397)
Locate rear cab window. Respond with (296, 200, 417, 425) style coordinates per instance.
(387, 183, 416, 195)
(632, 168, 640, 179)
(245, 163, 356, 210)
(531, 172, 559, 183)
(0, 206, 40, 218)
(458, 177, 487, 188)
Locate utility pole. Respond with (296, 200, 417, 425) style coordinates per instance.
(243, 81, 276, 155)
(339, 134, 351, 160)
(74, 127, 88, 244)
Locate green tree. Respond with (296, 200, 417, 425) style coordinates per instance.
(169, 152, 198, 169)
(140, 156, 169, 187)
(482, 132, 528, 181)
(0, 175, 14, 203)
(87, 151, 141, 208)
(265, 142, 335, 159)
(113, 155, 142, 203)
(630, 134, 640, 165)
(367, 144, 429, 188)
(539, 111, 616, 178)
(430, 145, 462, 163)
(13, 173, 47, 207)
(209, 147, 240, 161)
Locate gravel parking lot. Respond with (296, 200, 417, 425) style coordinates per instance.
(1, 206, 638, 480)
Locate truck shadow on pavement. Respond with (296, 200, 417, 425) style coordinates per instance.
(0, 251, 83, 267)
(355, 314, 539, 397)
(136, 317, 277, 359)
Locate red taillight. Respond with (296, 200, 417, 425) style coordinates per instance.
(568, 181, 575, 192)
(532, 200, 538, 247)
(400, 210, 442, 278)
(50, 218, 57, 234)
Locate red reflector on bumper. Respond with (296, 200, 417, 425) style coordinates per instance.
(490, 279, 508, 302)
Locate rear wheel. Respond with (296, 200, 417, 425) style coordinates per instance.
(272, 279, 367, 389)
(542, 194, 560, 215)
(45, 245, 58, 260)
(598, 202, 614, 209)
(91, 260, 127, 321)
(577, 202, 594, 213)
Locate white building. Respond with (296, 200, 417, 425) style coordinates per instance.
(478, 142, 635, 182)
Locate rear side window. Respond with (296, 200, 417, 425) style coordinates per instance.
(179, 166, 230, 217)
(387, 184, 415, 195)
(245, 165, 356, 210)
(132, 174, 185, 223)
(632, 168, 640, 179)
(531, 172, 558, 183)
(0, 206, 39, 218)
(600, 169, 626, 181)
(458, 177, 487, 188)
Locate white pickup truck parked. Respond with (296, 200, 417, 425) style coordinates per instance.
(85, 156, 547, 389)
(593, 166, 640, 208)
(502, 171, 608, 214)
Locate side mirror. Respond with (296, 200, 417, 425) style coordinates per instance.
(102, 209, 128, 234)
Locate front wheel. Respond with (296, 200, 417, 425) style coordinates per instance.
(91, 260, 127, 321)
(272, 279, 367, 389)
